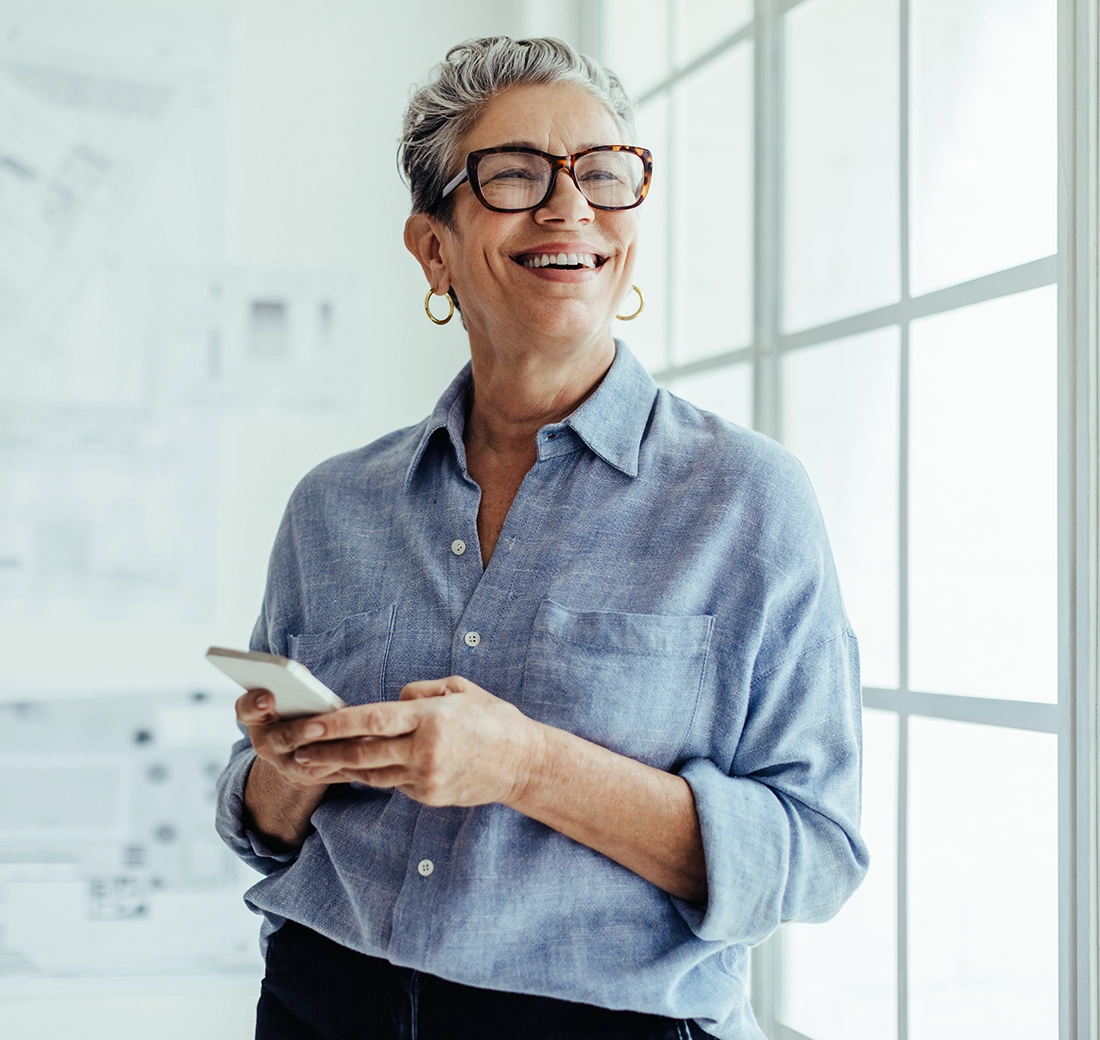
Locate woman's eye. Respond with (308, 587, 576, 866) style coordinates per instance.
(580, 169, 625, 184)
(487, 167, 538, 182)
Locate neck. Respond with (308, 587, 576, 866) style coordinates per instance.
(464, 330, 616, 463)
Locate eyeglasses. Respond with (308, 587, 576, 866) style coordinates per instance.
(438, 145, 653, 213)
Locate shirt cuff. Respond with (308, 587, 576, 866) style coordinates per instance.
(672, 756, 790, 945)
(215, 741, 300, 873)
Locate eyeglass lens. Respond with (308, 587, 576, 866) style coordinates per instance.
(474, 151, 646, 210)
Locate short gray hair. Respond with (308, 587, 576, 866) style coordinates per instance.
(399, 36, 636, 226)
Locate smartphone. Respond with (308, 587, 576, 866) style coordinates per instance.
(205, 646, 346, 719)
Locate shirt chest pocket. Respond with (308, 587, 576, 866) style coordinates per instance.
(520, 600, 714, 770)
(286, 604, 398, 706)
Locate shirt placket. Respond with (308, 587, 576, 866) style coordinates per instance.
(391, 449, 533, 967)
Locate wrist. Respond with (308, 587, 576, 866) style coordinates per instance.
(502, 714, 549, 811)
(244, 755, 328, 849)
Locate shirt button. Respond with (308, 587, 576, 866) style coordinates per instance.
(417, 859, 434, 877)
(451, 539, 466, 556)
(463, 631, 480, 648)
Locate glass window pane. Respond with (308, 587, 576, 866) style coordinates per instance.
(626, 96, 671, 373)
(603, 0, 670, 99)
(909, 0, 1057, 295)
(672, 42, 753, 365)
(781, 708, 898, 1040)
(667, 363, 752, 428)
(909, 718, 1058, 1040)
(675, 0, 753, 67)
(782, 0, 900, 332)
(782, 329, 899, 689)
(909, 287, 1057, 701)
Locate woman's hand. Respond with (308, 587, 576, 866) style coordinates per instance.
(236, 689, 340, 791)
(236, 689, 337, 851)
(236, 678, 537, 850)
(287, 676, 541, 807)
(240, 677, 705, 902)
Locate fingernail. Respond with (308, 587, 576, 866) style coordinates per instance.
(294, 752, 310, 764)
(303, 722, 325, 738)
(255, 695, 270, 711)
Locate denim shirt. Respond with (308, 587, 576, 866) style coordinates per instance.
(215, 342, 868, 1040)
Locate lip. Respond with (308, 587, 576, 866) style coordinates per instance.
(509, 241, 612, 282)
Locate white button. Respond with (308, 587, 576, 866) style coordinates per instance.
(417, 859, 434, 877)
(463, 631, 480, 647)
(451, 539, 466, 556)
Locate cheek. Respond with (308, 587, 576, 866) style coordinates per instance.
(606, 216, 639, 259)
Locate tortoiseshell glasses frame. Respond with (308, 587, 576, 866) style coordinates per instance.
(437, 145, 654, 213)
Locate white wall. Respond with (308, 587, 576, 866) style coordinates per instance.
(0, 1, 586, 1037)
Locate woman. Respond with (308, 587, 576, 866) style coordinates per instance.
(216, 36, 867, 1040)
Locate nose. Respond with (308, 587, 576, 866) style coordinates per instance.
(535, 167, 594, 225)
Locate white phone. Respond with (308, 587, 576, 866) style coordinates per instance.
(205, 646, 346, 719)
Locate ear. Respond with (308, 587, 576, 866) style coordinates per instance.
(404, 213, 452, 294)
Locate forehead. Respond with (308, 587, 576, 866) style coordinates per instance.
(462, 80, 625, 155)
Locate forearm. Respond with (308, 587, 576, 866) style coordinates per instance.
(506, 721, 708, 904)
(243, 754, 329, 851)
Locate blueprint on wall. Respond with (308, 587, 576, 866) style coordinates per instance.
(0, 5, 371, 991)
(0, 54, 185, 355)
(0, 687, 263, 984)
(0, 7, 366, 624)
(0, 407, 218, 622)
(153, 266, 366, 415)
(0, 9, 230, 624)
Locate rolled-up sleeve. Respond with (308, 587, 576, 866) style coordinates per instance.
(673, 629, 867, 944)
(214, 737, 301, 875)
(213, 555, 303, 875)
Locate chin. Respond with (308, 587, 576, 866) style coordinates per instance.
(521, 302, 612, 345)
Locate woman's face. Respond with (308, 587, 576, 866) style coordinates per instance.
(427, 80, 640, 351)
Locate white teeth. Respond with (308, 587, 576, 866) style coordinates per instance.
(520, 252, 600, 268)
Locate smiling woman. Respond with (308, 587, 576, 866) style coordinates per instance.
(406, 77, 643, 360)
(214, 36, 868, 1040)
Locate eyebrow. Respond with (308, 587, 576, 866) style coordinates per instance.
(488, 140, 613, 152)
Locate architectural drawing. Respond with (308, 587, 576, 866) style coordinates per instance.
(0, 9, 366, 624)
(153, 266, 366, 414)
(0, 408, 217, 622)
(0, 688, 262, 984)
(0, 38, 189, 358)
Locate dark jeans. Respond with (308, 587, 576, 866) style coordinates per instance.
(256, 920, 717, 1040)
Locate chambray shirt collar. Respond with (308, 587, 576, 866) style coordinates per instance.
(404, 341, 658, 488)
(404, 362, 473, 489)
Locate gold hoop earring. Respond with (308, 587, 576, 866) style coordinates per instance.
(425, 289, 454, 326)
(615, 284, 644, 321)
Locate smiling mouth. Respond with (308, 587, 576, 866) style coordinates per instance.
(513, 251, 607, 270)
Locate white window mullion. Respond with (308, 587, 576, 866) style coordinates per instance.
(897, 9, 912, 1038)
(749, 1, 783, 1031)
(1064, 0, 1100, 1037)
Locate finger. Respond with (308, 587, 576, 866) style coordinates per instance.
(399, 676, 467, 701)
(291, 702, 422, 742)
(345, 765, 408, 789)
(294, 734, 413, 771)
(280, 755, 347, 784)
(236, 688, 278, 725)
(250, 716, 318, 757)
